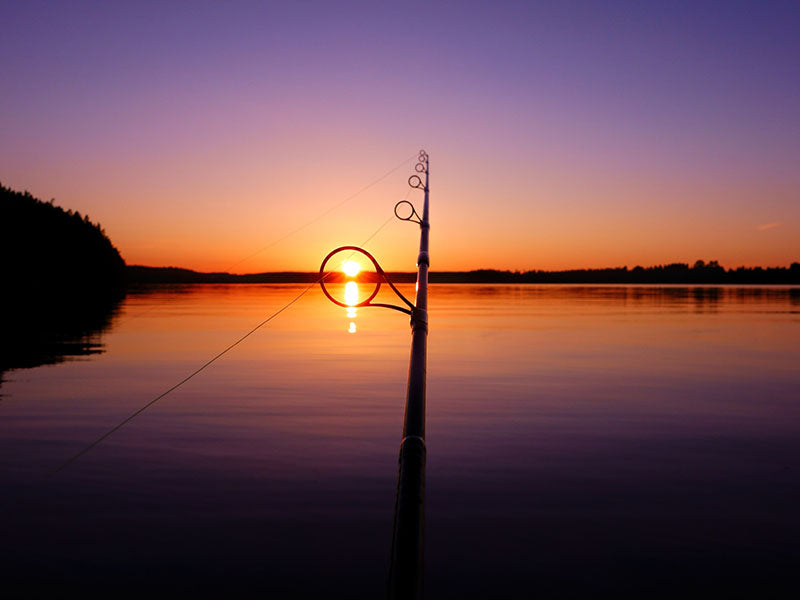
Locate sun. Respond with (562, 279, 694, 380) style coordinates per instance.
(342, 260, 361, 277)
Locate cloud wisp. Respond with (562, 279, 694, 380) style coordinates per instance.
(757, 222, 783, 232)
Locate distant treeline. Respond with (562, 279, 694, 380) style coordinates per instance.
(434, 261, 800, 284)
(127, 266, 322, 284)
(127, 266, 418, 284)
(129, 260, 800, 285)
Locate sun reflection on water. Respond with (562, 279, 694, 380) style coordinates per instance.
(344, 281, 359, 333)
(344, 281, 359, 306)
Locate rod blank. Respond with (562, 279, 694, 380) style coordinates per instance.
(388, 152, 429, 600)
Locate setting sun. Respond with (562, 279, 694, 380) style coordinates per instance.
(342, 260, 361, 278)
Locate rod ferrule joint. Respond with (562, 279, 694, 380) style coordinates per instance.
(398, 435, 426, 465)
(410, 308, 428, 332)
(399, 434, 426, 451)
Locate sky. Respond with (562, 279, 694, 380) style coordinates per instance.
(1, 0, 798, 272)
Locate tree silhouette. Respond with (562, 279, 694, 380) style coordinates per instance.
(1, 183, 125, 297)
(1, 184, 126, 374)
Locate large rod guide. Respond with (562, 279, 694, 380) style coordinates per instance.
(318, 150, 430, 599)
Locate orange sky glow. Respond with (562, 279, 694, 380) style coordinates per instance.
(1, 3, 797, 273)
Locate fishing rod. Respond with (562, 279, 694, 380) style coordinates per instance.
(50, 154, 417, 475)
(319, 149, 430, 599)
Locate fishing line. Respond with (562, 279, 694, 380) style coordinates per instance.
(222, 152, 417, 273)
(51, 214, 397, 476)
(113, 152, 416, 328)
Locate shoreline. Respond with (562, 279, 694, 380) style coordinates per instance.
(127, 264, 800, 285)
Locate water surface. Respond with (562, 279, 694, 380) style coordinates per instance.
(1, 284, 798, 596)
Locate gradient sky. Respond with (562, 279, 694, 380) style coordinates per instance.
(2, 1, 798, 272)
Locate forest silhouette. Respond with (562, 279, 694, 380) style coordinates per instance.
(1, 184, 125, 374)
(1, 184, 125, 294)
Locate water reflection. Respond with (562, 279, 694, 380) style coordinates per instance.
(0, 284, 798, 597)
(0, 293, 123, 386)
(443, 284, 798, 312)
(345, 282, 359, 332)
(344, 281, 359, 306)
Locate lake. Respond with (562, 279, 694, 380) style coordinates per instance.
(1, 284, 799, 597)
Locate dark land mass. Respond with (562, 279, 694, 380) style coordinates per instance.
(129, 260, 800, 285)
(1, 184, 125, 374)
(1, 184, 126, 293)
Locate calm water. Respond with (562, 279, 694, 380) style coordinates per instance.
(1, 284, 799, 597)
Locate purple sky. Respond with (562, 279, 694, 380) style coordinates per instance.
(2, 1, 798, 271)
